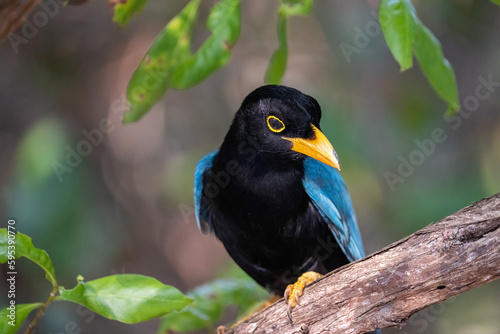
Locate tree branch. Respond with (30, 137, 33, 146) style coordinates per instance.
(229, 192, 500, 334)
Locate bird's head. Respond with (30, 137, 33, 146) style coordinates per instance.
(225, 85, 340, 170)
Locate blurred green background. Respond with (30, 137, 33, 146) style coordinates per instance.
(1, 0, 500, 333)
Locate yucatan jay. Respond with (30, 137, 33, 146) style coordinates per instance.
(194, 85, 369, 323)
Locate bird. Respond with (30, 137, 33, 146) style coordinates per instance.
(194, 85, 374, 330)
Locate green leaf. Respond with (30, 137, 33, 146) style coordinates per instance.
(279, 0, 313, 16)
(414, 24, 459, 114)
(0, 229, 57, 287)
(123, 0, 241, 123)
(159, 278, 268, 333)
(491, 0, 500, 5)
(265, 15, 288, 85)
(379, 0, 459, 114)
(123, 0, 201, 123)
(379, 0, 418, 71)
(169, 0, 242, 89)
(113, 0, 147, 28)
(0, 303, 43, 334)
(265, 0, 312, 85)
(59, 274, 193, 324)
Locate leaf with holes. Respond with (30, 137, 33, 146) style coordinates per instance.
(169, 0, 241, 89)
(123, 0, 201, 123)
(123, 0, 241, 123)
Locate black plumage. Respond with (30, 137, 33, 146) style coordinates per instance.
(195, 85, 354, 294)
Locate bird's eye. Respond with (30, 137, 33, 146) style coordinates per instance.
(266, 116, 285, 133)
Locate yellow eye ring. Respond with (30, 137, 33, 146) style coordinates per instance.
(267, 116, 285, 133)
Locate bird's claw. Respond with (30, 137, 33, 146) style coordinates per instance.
(285, 283, 302, 323)
(284, 271, 323, 323)
(284, 286, 294, 322)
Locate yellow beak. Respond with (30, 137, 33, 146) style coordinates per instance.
(283, 124, 341, 170)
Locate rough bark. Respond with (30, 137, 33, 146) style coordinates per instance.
(229, 193, 500, 334)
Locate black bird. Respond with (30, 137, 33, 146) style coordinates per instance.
(194, 85, 372, 327)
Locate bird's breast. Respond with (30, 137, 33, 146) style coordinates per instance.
(207, 163, 321, 239)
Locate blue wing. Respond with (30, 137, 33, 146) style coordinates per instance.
(194, 150, 218, 234)
(302, 157, 365, 262)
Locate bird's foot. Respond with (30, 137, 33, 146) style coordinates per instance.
(284, 271, 323, 322)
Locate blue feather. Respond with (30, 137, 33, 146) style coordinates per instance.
(194, 150, 218, 234)
(302, 157, 365, 262)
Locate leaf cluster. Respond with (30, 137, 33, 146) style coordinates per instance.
(113, 0, 478, 123)
(0, 229, 263, 333)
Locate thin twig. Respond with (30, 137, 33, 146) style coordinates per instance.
(25, 284, 59, 334)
